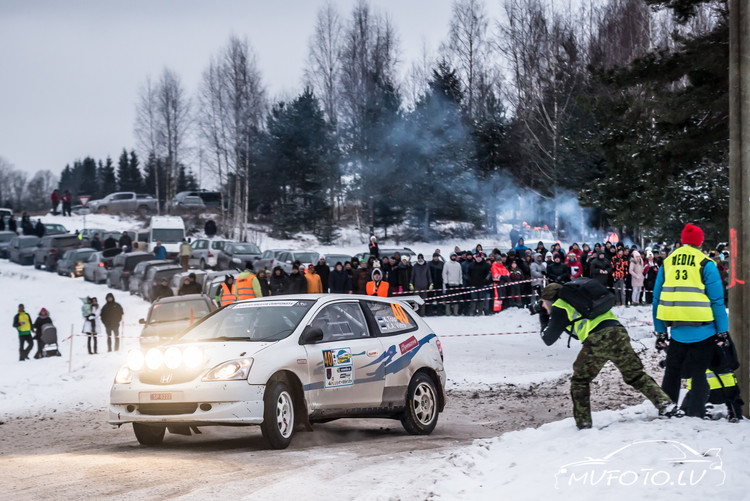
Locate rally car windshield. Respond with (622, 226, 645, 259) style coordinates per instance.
(176, 300, 315, 343)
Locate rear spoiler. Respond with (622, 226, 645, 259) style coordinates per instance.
(395, 295, 425, 311)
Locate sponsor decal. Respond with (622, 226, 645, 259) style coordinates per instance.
(367, 350, 379, 357)
(322, 347, 354, 388)
(399, 336, 418, 355)
(297, 358, 307, 365)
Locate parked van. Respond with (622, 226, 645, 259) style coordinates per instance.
(148, 216, 186, 258)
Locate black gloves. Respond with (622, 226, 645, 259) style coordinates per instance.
(655, 332, 669, 351)
(539, 310, 550, 331)
(716, 332, 730, 345)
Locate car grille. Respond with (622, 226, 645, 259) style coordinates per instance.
(138, 403, 198, 415)
(139, 368, 203, 385)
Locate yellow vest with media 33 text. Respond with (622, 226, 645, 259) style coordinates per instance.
(656, 245, 714, 327)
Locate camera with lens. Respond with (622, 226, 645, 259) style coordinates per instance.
(528, 299, 544, 315)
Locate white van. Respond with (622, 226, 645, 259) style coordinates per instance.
(148, 216, 186, 257)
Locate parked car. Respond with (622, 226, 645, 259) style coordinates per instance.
(169, 270, 208, 296)
(107, 251, 156, 290)
(216, 242, 262, 270)
(137, 294, 217, 347)
(168, 190, 222, 211)
(171, 196, 206, 214)
(276, 250, 321, 273)
(188, 238, 232, 270)
(109, 294, 443, 449)
(8, 235, 40, 265)
(43, 223, 68, 236)
(141, 264, 184, 301)
(33, 234, 81, 271)
(129, 259, 172, 296)
(57, 248, 97, 277)
(320, 253, 353, 270)
(89, 192, 158, 214)
(254, 249, 292, 272)
(0, 230, 16, 258)
(82, 248, 121, 283)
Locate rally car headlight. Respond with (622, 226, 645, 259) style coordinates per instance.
(114, 365, 132, 384)
(145, 348, 163, 370)
(127, 349, 145, 371)
(203, 358, 253, 381)
(164, 347, 182, 369)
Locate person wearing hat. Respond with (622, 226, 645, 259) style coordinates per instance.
(285, 263, 308, 294)
(13, 304, 33, 361)
(442, 252, 463, 316)
(410, 253, 433, 316)
(151, 277, 174, 302)
(32, 307, 54, 358)
(236, 261, 263, 299)
(366, 268, 389, 297)
(179, 272, 203, 296)
(100, 293, 124, 352)
(467, 252, 491, 316)
(539, 283, 681, 429)
(653, 223, 729, 418)
(217, 275, 238, 306)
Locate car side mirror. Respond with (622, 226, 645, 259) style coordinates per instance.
(299, 326, 324, 345)
(138, 318, 145, 324)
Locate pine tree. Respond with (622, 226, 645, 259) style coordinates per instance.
(117, 149, 130, 191)
(79, 157, 98, 197)
(129, 150, 143, 192)
(99, 156, 117, 195)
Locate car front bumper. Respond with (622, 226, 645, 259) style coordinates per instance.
(109, 380, 266, 426)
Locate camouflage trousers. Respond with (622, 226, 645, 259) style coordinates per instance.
(570, 325, 671, 429)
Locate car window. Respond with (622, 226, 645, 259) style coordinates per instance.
(362, 301, 418, 336)
(310, 303, 369, 342)
(150, 300, 211, 324)
(177, 300, 315, 342)
(233, 244, 260, 254)
(211, 241, 227, 250)
(88, 254, 98, 263)
(294, 252, 318, 263)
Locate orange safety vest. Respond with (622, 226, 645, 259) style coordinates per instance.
(366, 280, 389, 297)
(236, 273, 257, 300)
(220, 283, 237, 306)
(491, 262, 509, 281)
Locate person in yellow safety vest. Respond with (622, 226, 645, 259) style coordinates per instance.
(217, 275, 238, 307)
(13, 303, 34, 361)
(366, 269, 390, 297)
(653, 223, 729, 418)
(305, 264, 323, 293)
(540, 283, 681, 429)
(683, 370, 743, 422)
(236, 261, 263, 300)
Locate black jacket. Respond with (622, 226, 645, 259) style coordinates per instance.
(104, 237, 117, 249)
(285, 272, 307, 294)
(178, 282, 202, 296)
(270, 272, 288, 295)
(429, 260, 444, 289)
(467, 260, 491, 288)
(315, 264, 330, 292)
(588, 257, 612, 287)
(100, 301, 124, 327)
(330, 269, 353, 293)
(151, 284, 173, 302)
(546, 261, 570, 284)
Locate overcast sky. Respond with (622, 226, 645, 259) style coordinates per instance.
(0, 0, 507, 180)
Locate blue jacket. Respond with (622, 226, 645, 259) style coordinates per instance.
(154, 245, 167, 260)
(652, 256, 728, 343)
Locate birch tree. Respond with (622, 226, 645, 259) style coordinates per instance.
(305, 1, 343, 126)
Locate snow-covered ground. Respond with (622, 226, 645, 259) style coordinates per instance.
(1, 231, 747, 500)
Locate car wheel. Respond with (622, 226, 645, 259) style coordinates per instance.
(199, 259, 206, 270)
(401, 372, 439, 435)
(132, 423, 165, 446)
(260, 381, 295, 449)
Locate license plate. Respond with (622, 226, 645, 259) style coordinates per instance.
(149, 393, 173, 401)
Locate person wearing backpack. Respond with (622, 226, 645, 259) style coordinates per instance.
(539, 280, 681, 429)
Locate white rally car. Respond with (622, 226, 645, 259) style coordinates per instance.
(109, 294, 446, 449)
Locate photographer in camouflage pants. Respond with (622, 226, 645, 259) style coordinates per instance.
(539, 283, 681, 429)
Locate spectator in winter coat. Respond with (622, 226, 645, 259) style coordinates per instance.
(529, 253, 546, 289)
(90, 234, 103, 251)
(178, 273, 202, 295)
(410, 254, 433, 316)
(8, 214, 17, 233)
(467, 253, 491, 315)
(34, 219, 45, 238)
(396, 257, 412, 294)
(546, 253, 570, 284)
(352, 261, 370, 294)
(513, 238, 530, 255)
(305, 264, 323, 293)
(14, 304, 33, 361)
(442, 253, 463, 316)
(629, 250, 645, 305)
(50, 189, 60, 214)
(579, 244, 591, 276)
(428, 253, 444, 315)
(366, 269, 389, 297)
(315, 257, 330, 292)
(565, 252, 583, 279)
(611, 249, 629, 305)
(330, 262, 353, 294)
(100, 293, 123, 352)
(119, 232, 133, 252)
(368, 236, 379, 259)
(151, 278, 174, 302)
(285, 265, 307, 294)
(588, 251, 612, 287)
(545, 251, 553, 266)
(509, 226, 520, 248)
(104, 235, 118, 250)
(535, 241, 548, 257)
(270, 266, 288, 295)
(643, 252, 659, 304)
(32, 308, 53, 359)
(153, 241, 167, 260)
(507, 261, 524, 307)
(385, 256, 399, 293)
(179, 239, 192, 271)
(622, 247, 633, 305)
(256, 269, 271, 297)
(61, 189, 72, 216)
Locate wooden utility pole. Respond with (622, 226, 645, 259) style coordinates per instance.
(728, 0, 750, 417)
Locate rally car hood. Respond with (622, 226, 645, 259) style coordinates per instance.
(165, 340, 277, 368)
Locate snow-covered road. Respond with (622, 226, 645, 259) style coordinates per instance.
(1, 258, 747, 500)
